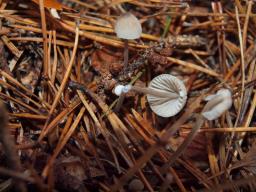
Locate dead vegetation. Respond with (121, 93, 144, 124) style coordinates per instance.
(0, 0, 256, 191)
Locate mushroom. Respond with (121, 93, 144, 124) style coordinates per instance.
(114, 74, 187, 117)
(202, 88, 232, 120)
(128, 179, 144, 192)
(114, 12, 142, 68)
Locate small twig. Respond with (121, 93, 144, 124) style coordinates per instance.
(0, 100, 27, 192)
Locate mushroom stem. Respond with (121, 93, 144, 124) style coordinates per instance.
(131, 85, 180, 99)
(123, 39, 129, 68)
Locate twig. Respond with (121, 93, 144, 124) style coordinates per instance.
(0, 100, 27, 192)
(39, 24, 80, 142)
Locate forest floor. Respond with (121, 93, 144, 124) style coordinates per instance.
(0, 0, 256, 191)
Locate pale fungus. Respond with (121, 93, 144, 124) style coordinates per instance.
(114, 74, 187, 117)
(202, 88, 232, 121)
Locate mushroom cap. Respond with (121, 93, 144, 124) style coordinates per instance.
(202, 88, 232, 120)
(147, 74, 187, 117)
(114, 85, 125, 96)
(128, 179, 144, 192)
(113, 84, 132, 96)
(32, 0, 63, 10)
(114, 12, 142, 40)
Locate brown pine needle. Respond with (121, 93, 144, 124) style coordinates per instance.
(198, 127, 256, 132)
(39, 25, 80, 141)
(41, 107, 86, 178)
(39, 0, 48, 76)
(167, 57, 219, 77)
(1, 1, 256, 191)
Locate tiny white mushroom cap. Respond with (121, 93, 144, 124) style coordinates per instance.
(202, 88, 232, 121)
(147, 74, 187, 117)
(114, 12, 142, 40)
(114, 84, 132, 96)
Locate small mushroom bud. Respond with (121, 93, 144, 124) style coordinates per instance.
(202, 88, 232, 121)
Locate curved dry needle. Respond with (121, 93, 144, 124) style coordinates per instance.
(160, 114, 205, 174)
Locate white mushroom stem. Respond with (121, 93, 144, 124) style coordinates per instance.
(130, 85, 180, 99)
(113, 84, 180, 112)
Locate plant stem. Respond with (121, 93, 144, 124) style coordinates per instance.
(162, 15, 172, 38)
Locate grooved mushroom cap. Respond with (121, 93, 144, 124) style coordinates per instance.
(114, 12, 142, 40)
(147, 74, 187, 117)
(202, 89, 232, 120)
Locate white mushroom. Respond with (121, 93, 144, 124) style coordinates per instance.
(147, 74, 187, 117)
(114, 12, 142, 40)
(202, 88, 232, 121)
(113, 74, 187, 117)
(114, 12, 142, 68)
